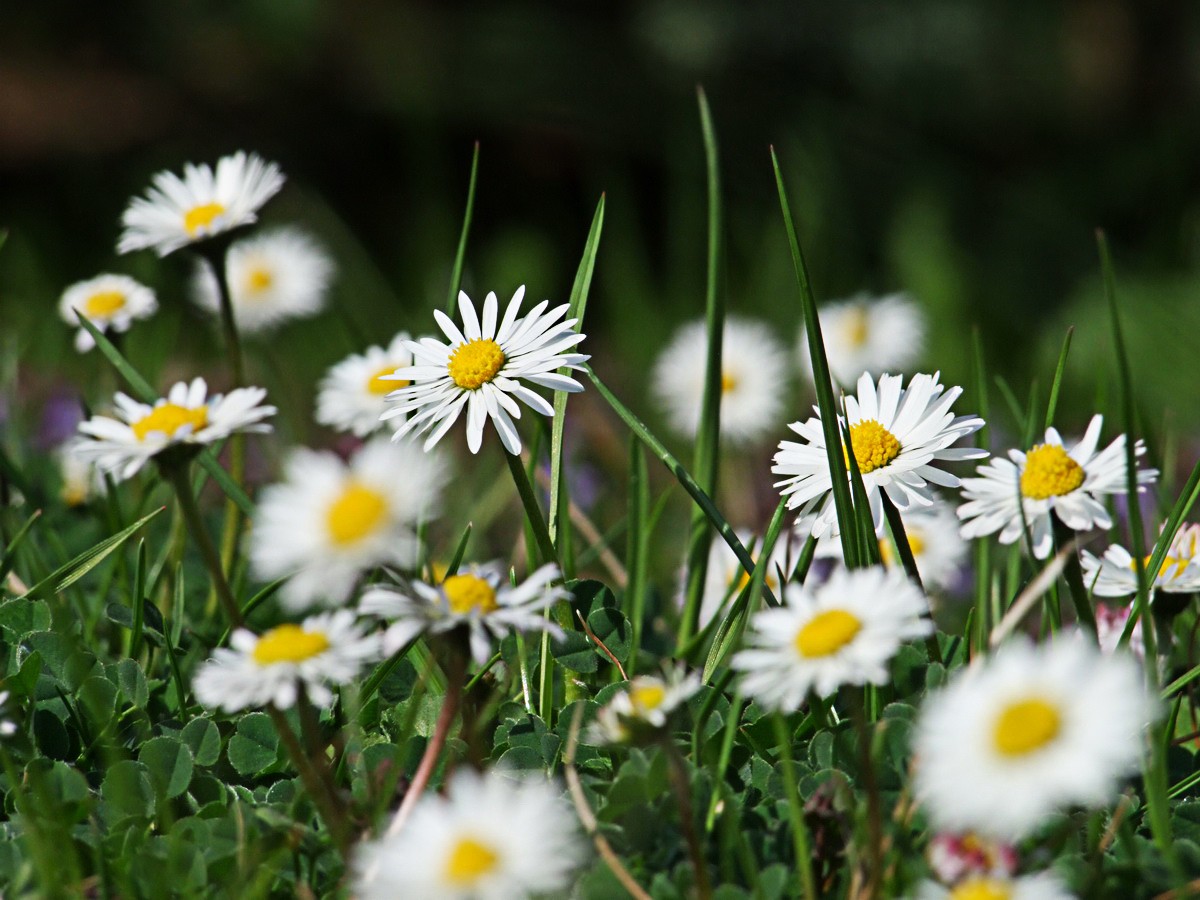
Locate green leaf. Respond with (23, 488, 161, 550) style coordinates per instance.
(117, 658, 150, 708)
(181, 717, 221, 767)
(32, 708, 71, 759)
(78, 674, 118, 729)
(551, 630, 599, 674)
(227, 712, 280, 776)
(585, 607, 631, 665)
(496, 745, 545, 772)
(140, 737, 195, 800)
(102, 760, 155, 820)
(0, 597, 51, 638)
(25, 632, 99, 689)
(445, 141, 480, 317)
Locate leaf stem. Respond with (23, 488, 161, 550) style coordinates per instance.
(772, 713, 817, 900)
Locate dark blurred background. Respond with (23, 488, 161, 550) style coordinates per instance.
(3, 0, 1200, 453)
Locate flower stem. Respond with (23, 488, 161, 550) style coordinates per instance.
(852, 691, 884, 900)
(1051, 514, 1098, 638)
(772, 713, 817, 900)
(503, 449, 559, 567)
(663, 736, 712, 900)
(266, 703, 351, 856)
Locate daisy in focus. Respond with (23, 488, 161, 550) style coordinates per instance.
(652, 316, 789, 446)
(250, 437, 447, 613)
(382, 287, 588, 455)
(913, 637, 1156, 841)
(193, 610, 380, 712)
(1081, 522, 1200, 598)
(191, 227, 333, 334)
(699, 529, 796, 628)
(355, 768, 584, 900)
(359, 562, 569, 664)
(75, 378, 275, 480)
(774, 371, 986, 538)
(59, 274, 158, 352)
(590, 665, 701, 746)
(732, 565, 931, 710)
(913, 872, 1076, 900)
(315, 332, 415, 438)
(798, 292, 925, 387)
(118, 151, 285, 257)
(957, 416, 1157, 559)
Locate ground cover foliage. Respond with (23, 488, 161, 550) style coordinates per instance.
(2, 92, 1200, 899)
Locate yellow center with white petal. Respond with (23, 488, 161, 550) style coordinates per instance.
(366, 364, 407, 395)
(993, 696, 1061, 757)
(326, 482, 388, 545)
(794, 609, 862, 658)
(1020, 444, 1084, 499)
(731, 564, 778, 594)
(846, 419, 902, 474)
(721, 371, 737, 394)
(1131, 554, 1190, 580)
(629, 679, 667, 713)
(879, 530, 925, 567)
(447, 339, 505, 390)
(83, 290, 127, 318)
(252, 624, 331, 665)
(244, 266, 274, 295)
(183, 202, 226, 235)
(131, 403, 209, 442)
(844, 306, 870, 348)
(947, 879, 1011, 900)
(443, 573, 499, 615)
(444, 836, 500, 886)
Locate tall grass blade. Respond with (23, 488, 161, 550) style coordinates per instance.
(446, 142, 480, 318)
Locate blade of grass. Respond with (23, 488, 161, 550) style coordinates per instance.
(445, 522, 473, 576)
(626, 436, 651, 673)
(0, 508, 41, 582)
(1044, 327, 1074, 431)
(971, 329, 992, 654)
(129, 539, 147, 659)
(445, 142, 480, 318)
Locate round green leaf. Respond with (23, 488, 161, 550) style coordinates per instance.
(139, 736, 194, 800)
(181, 718, 221, 767)
(226, 712, 280, 776)
(102, 760, 155, 820)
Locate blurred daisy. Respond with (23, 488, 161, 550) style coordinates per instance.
(927, 832, 1017, 885)
(194, 610, 379, 712)
(1095, 602, 1144, 659)
(250, 437, 447, 613)
(57, 439, 104, 506)
(355, 769, 584, 900)
(0, 690, 18, 738)
(914, 637, 1156, 841)
(799, 292, 925, 387)
(192, 227, 333, 334)
(957, 416, 1156, 559)
(75, 378, 275, 480)
(118, 151, 285, 257)
(360, 562, 568, 664)
(59, 274, 157, 352)
(733, 565, 931, 710)
(700, 528, 796, 628)
(652, 316, 788, 446)
(590, 665, 701, 745)
(1081, 522, 1200, 598)
(383, 287, 588, 455)
(913, 872, 1075, 900)
(774, 371, 986, 538)
(315, 332, 415, 437)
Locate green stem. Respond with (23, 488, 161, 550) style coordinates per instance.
(266, 704, 351, 856)
(771, 713, 817, 900)
(880, 494, 942, 666)
(1051, 514, 1098, 638)
(852, 692, 883, 900)
(503, 450, 559, 567)
(663, 737, 712, 900)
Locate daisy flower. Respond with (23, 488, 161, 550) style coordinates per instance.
(1095, 602, 1144, 659)
(118, 151, 285, 257)
(315, 332, 415, 437)
(59, 274, 158, 352)
(927, 832, 1017, 885)
(192, 227, 333, 334)
(652, 315, 788, 446)
(250, 437, 448, 613)
(799, 292, 925, 387)
(913, 637, 1157, 841)
(774, 371, 986, 539)
(0, 690, 18, 738)
(957, 416, 1157, 559)
(382, 287, 588, 455)
(193, 610, 380, 712)
(1081, 522, 1200, 598)
(74, 377, 275, 481)
(360, 562, 569, 664)
(355, 768, 584, 900)
(590, 664, 701, 746)
(699, 528, 796, 628)
(732, 565, 932, 710)
(913, 872, 1075, 900)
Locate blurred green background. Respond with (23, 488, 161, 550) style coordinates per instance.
(3, 0, 1200, 463)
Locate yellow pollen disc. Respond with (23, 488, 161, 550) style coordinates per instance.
(244, 266, 273, 294)
(447, 338, 505, 390)
(1132, 554, 1189, 580)
(847, 419, 902, 474)
(444, 836, 500, 886)
(948, 879, 1012, 900)
(731, 566, 777, 594)
(83, 290, 127, 317)
(183, 202, 226, 235)
(1020, 444, 1084, 499)
(879, 530, 925, 567)
(993, 697, 1061, 757)
(794, 609, 862, 658)
(845, 306, 870, 348)
(366, 364, 407, 395)
(326, 483, 388, 545)
(629, 681, 666, 712)
(721, 371, 737, 394)
(443, 573, 499, 615)
(131, 403, 209, 442)
(252, 625, 331, 665)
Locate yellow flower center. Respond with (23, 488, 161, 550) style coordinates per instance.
(83, 290, 127, 317)
(993, 697, 1061, 757)
(794, 609, 862, 658)
(844, 306, 870, 348)
(252, 624, 331, 665)
(447, 338, 505, 390)
(183, 202, 226, 235)
(325, 482, 388, 545)
(1132, 554, 1189, 580)
(443, 573, 499, 615)
(846, 419, 902, 474)
(629, 680, 667, 713)
(131, 403, 209, 442)
(948, 879, 1012, 900)
(444, 836, 500, 886)
(366, 364, 407, 395)
(244, 266, 273, 295)
(879, 530, 925, 567)
(721, 371, 737, 394)
(1020, 444, 1084, 500)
